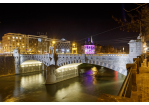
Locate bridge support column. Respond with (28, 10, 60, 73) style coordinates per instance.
(13, 48, 20, 75)
(42, 63, 44, 70)
(15, 64, 20, 74)
(45, 65, 56, 84)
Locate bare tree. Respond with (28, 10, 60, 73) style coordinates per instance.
(112, 3, 149, 41)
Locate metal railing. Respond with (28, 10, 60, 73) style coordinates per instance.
(118, 67, 132, 98)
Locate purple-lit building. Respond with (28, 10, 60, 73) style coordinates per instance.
(84, 36, 95, 54)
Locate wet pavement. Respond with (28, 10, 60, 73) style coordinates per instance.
(131, 59, 149, 102)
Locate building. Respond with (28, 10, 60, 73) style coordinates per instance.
(28, 35, 49, 54)
(84, 36, 95, 54)
(2, 33, 29, 54)
(71, 42, 77, 54)
(49, 38, 71, 54)
(2, 33, 71, 54)
(0, 40, 2, 54)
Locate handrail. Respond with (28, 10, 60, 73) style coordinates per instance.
(118, 67, 132, 97)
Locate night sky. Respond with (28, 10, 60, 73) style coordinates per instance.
(0, 3, 141, 50)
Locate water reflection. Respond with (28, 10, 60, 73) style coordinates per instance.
(20, 74, 44, 89)
(0, 65, 125, 102)
(0, 95, 1, 101)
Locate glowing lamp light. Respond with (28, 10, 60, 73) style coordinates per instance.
(52, 41, 55, 44)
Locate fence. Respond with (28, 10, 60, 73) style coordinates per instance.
(118, 67, 132, 98)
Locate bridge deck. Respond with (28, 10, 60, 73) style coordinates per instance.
(131, 60, 149, 102)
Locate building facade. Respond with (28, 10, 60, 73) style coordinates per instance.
(49, 38, 71, 54)
(2, 33, 29, 54)
(2, 33, 71, 54)
(84, 36, 95, 54)
(71, 42, 77, 54)
(0, 40, 2, 54)
(28, 35, 49, 54)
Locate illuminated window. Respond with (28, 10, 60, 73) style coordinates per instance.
(20, 37, 21, 39)
(8, 37, 10, 39)
(16, 37, 18, 39)
(67, 49, 69, 52)
(17, 43, 19, 45)
(12, 36, 15, 39)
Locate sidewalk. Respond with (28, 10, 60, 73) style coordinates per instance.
(131, 59, 149, 102)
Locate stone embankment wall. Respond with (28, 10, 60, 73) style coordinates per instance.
(0, 56, 15, 77)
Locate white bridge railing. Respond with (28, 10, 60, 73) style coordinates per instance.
(58, 54, 129, 57)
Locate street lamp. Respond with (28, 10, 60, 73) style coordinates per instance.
(123, 47, 124, 54)
(73, 43, 75, 48)
(52, 41, 55, 45)
(52, 41, 56, 54)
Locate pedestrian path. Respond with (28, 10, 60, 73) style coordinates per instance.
(131, 59, 149, 102)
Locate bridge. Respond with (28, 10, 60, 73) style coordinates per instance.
(13, 35, 145, 84)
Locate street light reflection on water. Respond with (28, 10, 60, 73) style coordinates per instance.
(0, 65, 125, 102)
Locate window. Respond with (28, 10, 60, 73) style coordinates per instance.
(16, 37, 18, 39)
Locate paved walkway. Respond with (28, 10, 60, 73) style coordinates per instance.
(131, 59, 149, 102)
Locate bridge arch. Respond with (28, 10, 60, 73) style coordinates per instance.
(46, 63, 82, 84)
(20, 60, 43, 74)
(57, 59, 127, 76)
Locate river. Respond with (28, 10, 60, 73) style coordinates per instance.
(0, 65, 125, 102)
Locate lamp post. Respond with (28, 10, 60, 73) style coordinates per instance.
(52, 41, 56, 54)
(52, 41, 55, 45)
(123, 47, 124, 54)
